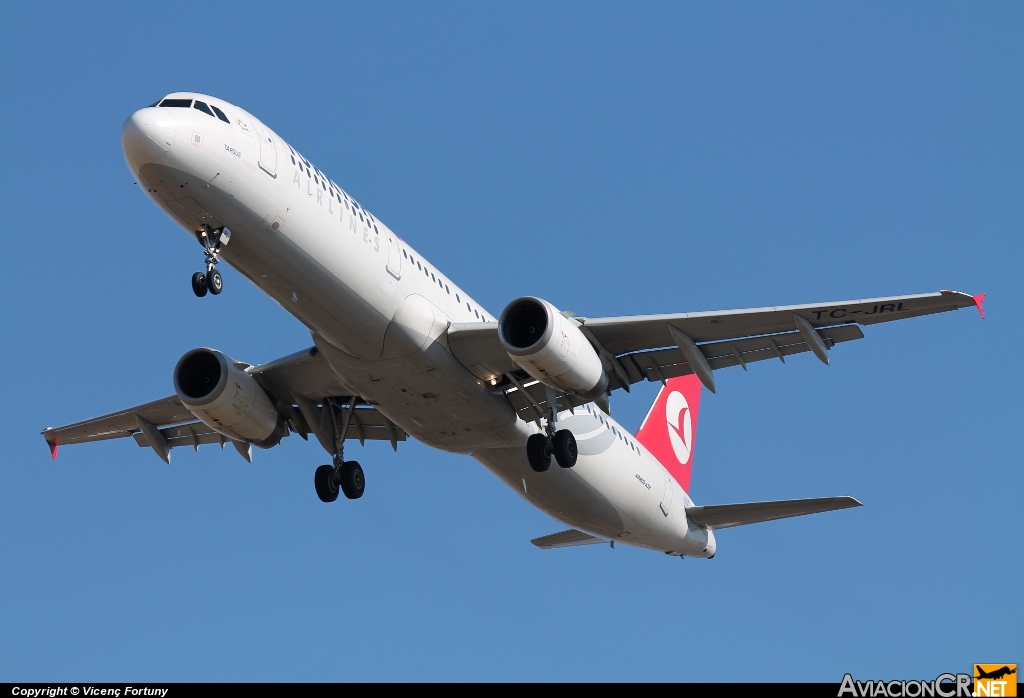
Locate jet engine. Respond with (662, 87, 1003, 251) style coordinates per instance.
(498, 297, 608, 400)
(173, 348, 287, 447)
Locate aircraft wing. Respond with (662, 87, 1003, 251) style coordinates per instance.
(449, 290, 983, 403)
(685, 496, 862, 529)
(41, 346, 405, 461)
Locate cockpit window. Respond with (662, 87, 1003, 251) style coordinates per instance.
(193, 101, 215, 117)
(210, 105, 230, 123)
(159, 98, 192, 108)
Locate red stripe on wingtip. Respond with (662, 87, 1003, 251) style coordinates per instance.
(973, 293, 986, 319)
(49, 437, 58, 460)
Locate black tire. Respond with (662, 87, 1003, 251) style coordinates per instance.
(527, 433, 550, 473)
(207, 268, 223, 295)
(339, 461, 365, 500)
(191, 271, 208, 297)
(553, 429, 578, 468)
(314, 464, 339, 503)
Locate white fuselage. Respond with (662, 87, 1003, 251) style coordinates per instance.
(122, 93, 713, 556)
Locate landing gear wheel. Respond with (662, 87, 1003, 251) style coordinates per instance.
(207, 268, 223, 295)
(552, 429, 577, 468)
(191, 272, 208, 297)
(338, 461, 365, 500)
(314, 464, 339, 502)
(527, 433, 551, 473)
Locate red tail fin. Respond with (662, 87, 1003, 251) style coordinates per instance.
(635, 375, 702, 493)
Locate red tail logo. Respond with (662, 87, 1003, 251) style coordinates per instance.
(635, 374, 702, 492)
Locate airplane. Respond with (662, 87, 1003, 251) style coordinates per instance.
(41, 92, 985, 558)
(976, 667, 1016, 681)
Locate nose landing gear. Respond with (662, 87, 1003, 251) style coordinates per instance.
(191, 225, 230, 297)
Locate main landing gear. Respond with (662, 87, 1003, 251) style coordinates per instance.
(526, 390, 578, 473)
(314, 396, 366, 502)
(191, 225, 230, 297)
(527, 430, 577, 472)
(314, 461, 364, 501)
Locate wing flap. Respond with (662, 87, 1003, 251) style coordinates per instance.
(133, 423, 226, 449)
(531, 529, 604, 549)
(686, 496, 862, 529)
(628, 325, 865, 382)
(129, 413, 404, 450)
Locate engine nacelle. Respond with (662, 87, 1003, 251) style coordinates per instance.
(173, 348, 286, 447)
(498, 297, 608, 400)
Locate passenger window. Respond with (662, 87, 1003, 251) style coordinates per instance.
(158, 98, 192, 108)
(211, 105, 230, 123)
(466, 302, 471, 311)
(403, 250, 407, 259)
(291, 156, 296, 165)
(475, 309, 480, 319)
(445, 285, 450, 294)
(456, 293, 460, 302)
(193, 101, 215, 117)
(431, 272, 435, 281)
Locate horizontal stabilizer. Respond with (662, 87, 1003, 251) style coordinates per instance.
(531, 529, 604, 549)
(686, 496, 861, 529)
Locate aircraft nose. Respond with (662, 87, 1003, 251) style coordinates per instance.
(122, 107, 176, 170)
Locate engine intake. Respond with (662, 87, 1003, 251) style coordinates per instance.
(173, 348, 286, 447)
(498, 297, 608, 400)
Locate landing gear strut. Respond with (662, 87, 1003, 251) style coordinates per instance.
(191, 225, 230, 297)
(525, 387, 577, 473)
(314, 396, 366, 502)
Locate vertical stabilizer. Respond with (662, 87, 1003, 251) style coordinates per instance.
(635, 374, 702, 492)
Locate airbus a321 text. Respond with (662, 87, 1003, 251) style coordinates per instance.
(42, 93, 985, 558)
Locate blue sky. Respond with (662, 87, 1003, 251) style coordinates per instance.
(1, 1, 1019, 682)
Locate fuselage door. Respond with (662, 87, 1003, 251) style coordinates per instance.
(251, 118, 278, 178)
(660, 471, 673, 517)
(386, 235, 402, 280)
